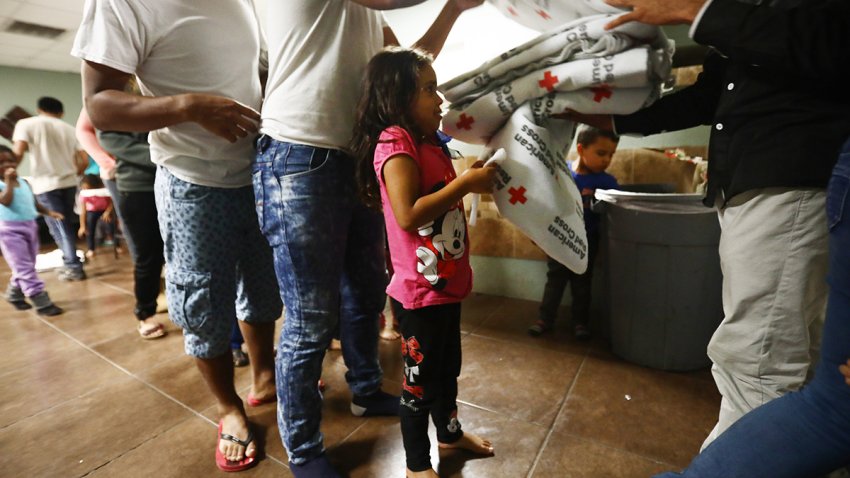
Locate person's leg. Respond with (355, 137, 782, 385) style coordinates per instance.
(230, 320, 245, 350)
(704, 188, 828, 448)
(118, 191, 165, 336)
(530, 256, 571, 335)
(569, 232, 599, 339)
(0, 221, 45, 299)
(85, 209, 104, 253)
(1, 226, 31, 307)
(254, 138, 347, 471)
(36, 187, 84, 276)
(655, 155, 850, 478)
(232, 184, 281, 400)
(340, 201, 390, 402)
(155, 167, 255, 466)
(432, 303, 493, 456)
(230, 320, 249, 367)
(398, 301, 445, 474)
(104, 179, 136, 257)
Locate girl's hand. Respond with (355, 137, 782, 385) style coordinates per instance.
(48, 211, 64, 221)
(461, 163, 497, 194)
(103, 211, 114, 223)
(453, 0, 485, 13)
(840, 359, 850, 387)
(77, 227, 86, 239)
(4, 167, 17, 183)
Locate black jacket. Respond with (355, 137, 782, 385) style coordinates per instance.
(613, 0, 850, 206)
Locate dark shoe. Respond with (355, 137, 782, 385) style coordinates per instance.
(36, 304, 63, 316)
(289, 453, 341, 478)
(57, 268, 86, 282)
(574, 324, 591, 341)
(528, 320, 552, 337)
(30, 291, 63, 316)
(232, 348, 250, 367)
(351, 389, 399, 417)
(5, 285, 31, 310)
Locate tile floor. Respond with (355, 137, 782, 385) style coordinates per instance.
(0, 252, 720, 477)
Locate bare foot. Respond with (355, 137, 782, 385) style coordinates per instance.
(379, 327, 401, 341)
(219, 412, 256, 462)
(328, 338, 342, 351)
(438, 432, 494, 455)
(137, 318, 166, 339)
(406, 468, 439, 478)
(249, 380, 276, 404)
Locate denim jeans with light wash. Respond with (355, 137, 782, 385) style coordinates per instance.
(253, 136, 388, 464)
(36, 186, 83, 272)
(655, 141, 850, 477)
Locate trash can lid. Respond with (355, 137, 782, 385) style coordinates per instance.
(594, 189, 710, 214)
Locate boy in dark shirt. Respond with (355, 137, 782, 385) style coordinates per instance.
(529, 127, 619, 340)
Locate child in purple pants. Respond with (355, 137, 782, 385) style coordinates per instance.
(0, 145, 63, 316)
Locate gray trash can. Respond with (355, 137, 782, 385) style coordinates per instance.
(595, 189, 723, 371)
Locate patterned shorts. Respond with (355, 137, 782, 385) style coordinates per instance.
(154, 167, 282, 358)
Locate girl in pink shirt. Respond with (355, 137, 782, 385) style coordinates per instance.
(351, 47, 496, 478)
(77, 174, 116, 258)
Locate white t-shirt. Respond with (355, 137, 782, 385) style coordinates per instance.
(71, 0, 265, 188)
(261, 0, 384, 151)
(12, 116, 80, 195)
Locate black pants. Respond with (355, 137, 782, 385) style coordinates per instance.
(395, 299, 463, 472)
(118, 191, 164, 320)
(538, 231, 599, 327)
(84, 210, 115, 251)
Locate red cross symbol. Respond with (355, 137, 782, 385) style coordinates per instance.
(538, 71, 559, 92)
(508, 186, 528, 205)
(536, 9, 551, 20)
(507, 6, 518, 16)
(591, 85, 613, 102)
(455, 113, 475, 131)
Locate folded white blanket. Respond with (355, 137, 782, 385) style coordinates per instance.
(486, 0, 623, 32)
(442, 13, 673, 272)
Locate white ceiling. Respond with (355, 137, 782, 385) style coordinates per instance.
(0, 0, 86, 73)
(0, 0, 275, 73)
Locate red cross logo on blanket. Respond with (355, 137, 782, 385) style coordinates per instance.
(509, 186, 528, 205)
(591, 85, 613, 102)
(538, 71, 559, 92)
(536, 9, 551, 20)
(507, 6, 518, 16)
(456, 113, 475, 130)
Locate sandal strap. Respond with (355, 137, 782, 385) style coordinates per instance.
(220, 430, 254, 447)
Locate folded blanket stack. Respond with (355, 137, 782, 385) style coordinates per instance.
(485, 0, 622, 32)
(441, 13, 673, 273)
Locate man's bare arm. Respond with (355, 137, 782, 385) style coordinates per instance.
(82, 61, 260, 143)
(12, 140, 27, 164)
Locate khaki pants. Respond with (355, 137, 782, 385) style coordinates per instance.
(702, 188, 828, 450)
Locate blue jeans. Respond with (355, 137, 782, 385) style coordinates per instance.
(254, 136, 388, 464)
(36, 186, 83, 271)
(655, 141, 850, 477)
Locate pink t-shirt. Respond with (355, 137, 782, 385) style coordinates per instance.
(374, 126, 472, 310)
(82, 195, 110, 212)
